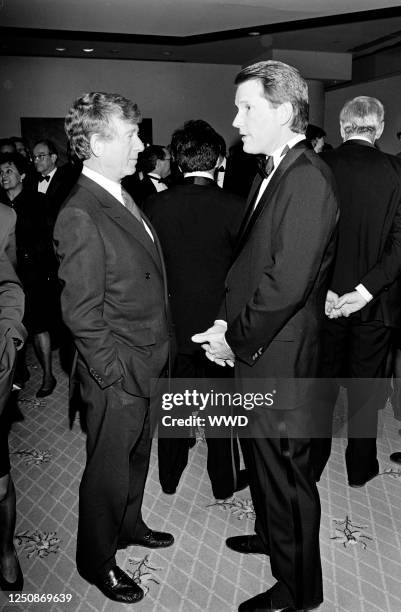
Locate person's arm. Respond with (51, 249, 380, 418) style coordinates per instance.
(54, 205, 122, 388)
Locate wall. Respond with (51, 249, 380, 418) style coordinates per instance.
(324, 75, 401, 154)
(0, 56, 241, 147)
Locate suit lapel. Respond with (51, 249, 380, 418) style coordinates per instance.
(233, 143, 307, 260)
(78, 175, 162, 271)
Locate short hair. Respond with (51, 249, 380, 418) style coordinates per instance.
(234, 60, 309, 133)
(0, 152, 28, 175)
(33, 138, 58, 157)
(305, 124, 326, 142)
(64, 92, 142, 160)
(141, 145, 168, 174)
(339, 96, 384, 141)
(170, 119, 221, 173)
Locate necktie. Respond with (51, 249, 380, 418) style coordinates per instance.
(39, 175, 50, 183)
(213, 165, 225, 182)
(121, 188, 143, 224)
(256, 155, 274, 179)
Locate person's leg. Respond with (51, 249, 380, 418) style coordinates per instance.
(310, 318, 347, 480)
(0, 474, 20, 584)
(346, 320, 392, 485)
(33, 331, 56, 395)
(251, 435, 322, 609)
(76, 371, 149, 579)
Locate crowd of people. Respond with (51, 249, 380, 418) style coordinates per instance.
(1, 59, 401, 611)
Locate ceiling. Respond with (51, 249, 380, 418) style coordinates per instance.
(1, 0, 401, 74)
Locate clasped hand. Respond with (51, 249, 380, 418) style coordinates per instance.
(325, 289, 368, 319)
(192, 321, 235, 367)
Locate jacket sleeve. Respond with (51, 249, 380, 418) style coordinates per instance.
(53, 205, 122, 388)
(360, 197, 401, 297)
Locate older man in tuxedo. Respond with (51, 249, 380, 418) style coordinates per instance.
(193, 61, 338, 611)
(311, 97, 401, 486)
(54, 92, 173, 604)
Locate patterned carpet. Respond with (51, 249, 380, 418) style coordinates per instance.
(0, 346, 401, 612)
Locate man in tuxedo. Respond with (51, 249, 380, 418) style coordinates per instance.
(53, 92, 173, 604)
(193, 60, 338, 612)
(144, 119, 246, 499)
(311, 97, 401, 486)
(130, 145, 170, 207)
(33, 139, 79, 228)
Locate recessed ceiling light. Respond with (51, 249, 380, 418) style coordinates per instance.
(56, 47, 66, 51)
(163, 51, 171, 56)
(82, 48, 94, 53)
(248, 31, 260, 36)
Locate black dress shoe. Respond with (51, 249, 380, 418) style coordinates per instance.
(36, 377, 57, 398)
(0, 558, 23, 592)
(226, 534, 267, 554)
(93, 566, 143, 603)
(390, 451, 401, 464)
(121, 529, 174, 549)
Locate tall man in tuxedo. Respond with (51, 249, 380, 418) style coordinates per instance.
(144, 119, 246, 499)
(311, 97, 401, 486)
(193, 61, 338, 612)
(54, 92, 173, 604)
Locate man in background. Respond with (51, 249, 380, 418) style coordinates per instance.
(311, 96, 401, 487)
(144, 119, 246, 499)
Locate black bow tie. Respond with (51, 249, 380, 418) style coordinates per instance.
(149, 175, 165, 184)
(39, 175, 50, 183)
(256, 145, 290, 179)
(256, 155, 274, 179)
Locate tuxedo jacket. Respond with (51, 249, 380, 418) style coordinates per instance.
(144, 177, 245, 352)
(0, 204, 26, 416)
(53, 174, 170, 397)
(223, 142, 339, 409)
(321, 140, 401, 327)
(36, 164, 81, 229)
(135, 174, 159, 208)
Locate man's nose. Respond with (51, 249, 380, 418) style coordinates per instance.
(232, 111, 241, 128)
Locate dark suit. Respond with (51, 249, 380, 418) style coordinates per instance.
(223, 141, 338, 608)
(144, 176, 245, 497)
(54, 174, 170, 580)
(312, 140, 401, 484)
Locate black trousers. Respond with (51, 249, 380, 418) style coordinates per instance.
(76, 361, 151, 579)
(311, 316, 392, 484)
(158, 352, 240, 499)
(245, 428, 322, 609)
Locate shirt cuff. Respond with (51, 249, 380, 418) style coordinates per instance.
(214, 319, 227, 330)
(355, 284, 373, 303)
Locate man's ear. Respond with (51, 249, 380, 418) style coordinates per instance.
(278, 101, 293, 127)
(20, 172, 26, 182)
(90, 133, 103, 157)
(375, 120, 384, 141)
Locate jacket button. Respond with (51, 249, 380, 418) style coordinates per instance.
(145, 272, 151, 279)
